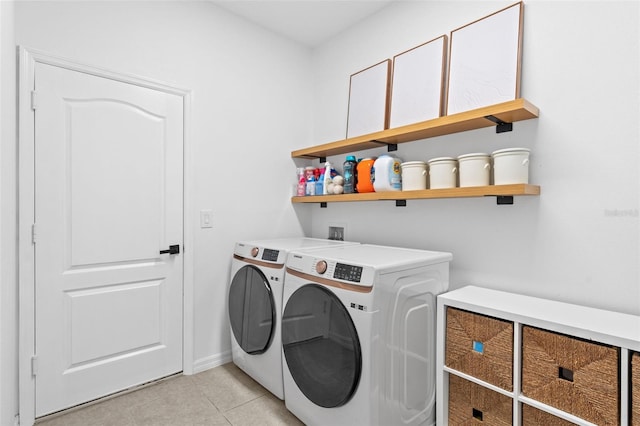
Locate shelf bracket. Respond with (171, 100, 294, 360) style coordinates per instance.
(496, 196, 514, 205)
(395, 200, 407, 207)
(319, 157, 326, 163)
(484, 115, 513, 133)
(320, 202, 327, 208)
(370, 140, 397, 152)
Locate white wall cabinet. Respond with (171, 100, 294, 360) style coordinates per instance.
(437, 286, 640, 425)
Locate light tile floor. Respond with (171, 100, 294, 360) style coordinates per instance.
(35, 363, 304, 426)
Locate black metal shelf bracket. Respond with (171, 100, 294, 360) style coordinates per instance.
(319, 157, 326, 163)
(370, 140, 397, 152)
(496, 196, 514, 205)
(320, 202, 327, 208)
(396, 200, 407, 207)
(484, 115, 513, 133)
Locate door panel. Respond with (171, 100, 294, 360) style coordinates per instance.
(67, 99, 164, 266)
(34, 62, 183, 416)
(67, 280, 162, 365)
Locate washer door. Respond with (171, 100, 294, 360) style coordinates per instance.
(228, 265, 275, 354)
(282, 284, 361, 408)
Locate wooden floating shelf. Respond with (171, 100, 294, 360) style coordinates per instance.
(291, 98, 539, 159)
(291, 184, 540, 204)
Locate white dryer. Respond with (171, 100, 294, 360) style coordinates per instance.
(281, 244, 452, 425)
(228, 237, 358, 400)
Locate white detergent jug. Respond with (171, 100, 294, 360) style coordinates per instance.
(372, 155, 403, 192)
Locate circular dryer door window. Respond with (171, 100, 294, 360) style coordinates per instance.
(228, 265, 275, 354)
(282, 284, 362, 408)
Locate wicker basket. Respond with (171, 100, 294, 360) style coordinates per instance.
(521, 326, 619, 425)
(632, 352, 640, 426)
(521, 404, 575, 425)
(445, 307, 514, 391)
(448, 374, 512, 425)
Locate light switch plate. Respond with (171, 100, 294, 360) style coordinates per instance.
(200, 210, 213, 228)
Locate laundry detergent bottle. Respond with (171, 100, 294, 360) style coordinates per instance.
(356, 158, 376, 193)
(372, 154, 402, 192)
(343, 155, 357, 194)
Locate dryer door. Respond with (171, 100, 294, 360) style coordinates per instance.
(282, 284, 361, 408)
(228, 265, 275, 354)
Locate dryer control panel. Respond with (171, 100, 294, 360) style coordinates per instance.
(287, 252, 374, 288)
(262, 248, 280, 262)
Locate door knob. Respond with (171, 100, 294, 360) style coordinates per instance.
(160, 245, 180, 255)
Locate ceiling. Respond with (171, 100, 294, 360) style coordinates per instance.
(209, 0, 396, 47)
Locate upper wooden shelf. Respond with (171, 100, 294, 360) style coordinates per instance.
(291, 98, 539, 159)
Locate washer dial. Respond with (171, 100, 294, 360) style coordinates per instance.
(316, 260, 328, 274)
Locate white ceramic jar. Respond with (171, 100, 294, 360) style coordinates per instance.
(457, 153, 491, 187)
(427, 157, 457, 189)
(492, 148, 530, 184)
(400, 161, 427, 191)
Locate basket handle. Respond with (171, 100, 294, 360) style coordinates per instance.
(559, 366, 574, 382)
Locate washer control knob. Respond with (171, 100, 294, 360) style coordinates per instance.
(251, 247, 259, 258)
(316, 260, 328, 274)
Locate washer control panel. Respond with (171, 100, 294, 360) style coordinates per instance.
(333, 263, 363, 283)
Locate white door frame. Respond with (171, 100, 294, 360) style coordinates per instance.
(17, 46, 195, 426)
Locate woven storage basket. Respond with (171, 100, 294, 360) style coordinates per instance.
(448, 374, 512, 425)
(521, 326, 619, 425)
(632, 352, 640, 426)
(445, 307, 514, 391)
(522, 404, 575, 426)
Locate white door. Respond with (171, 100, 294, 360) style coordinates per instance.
(34, 62, 184, 417)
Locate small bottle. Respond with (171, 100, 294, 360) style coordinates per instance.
(297, 176, 306, 196)
(343, 155, 357, 194)
(306, 176, 316, 196)
(322, 162, 332, 195)
(315, 172, 324, 195)
(296, 168, 306, 196)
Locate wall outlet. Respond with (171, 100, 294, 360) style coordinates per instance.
(328, 226, 345, 241)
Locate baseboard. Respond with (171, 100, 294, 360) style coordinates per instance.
(190, 351, 232, 374)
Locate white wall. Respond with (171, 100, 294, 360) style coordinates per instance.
(3, 1, 312, 423)
(307, 1, 640, 314)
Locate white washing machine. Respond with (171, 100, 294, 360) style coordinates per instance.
(228, 237, 359, 400)
(281, 244, 452, 425)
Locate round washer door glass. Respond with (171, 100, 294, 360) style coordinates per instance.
(282, 284, 361, 408)
(228, 265, 275, 354)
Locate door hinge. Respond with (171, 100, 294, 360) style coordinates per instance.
(31, 223, 37, 244)
(31, 90, 38, 110)
(31, 356, 38, 376)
